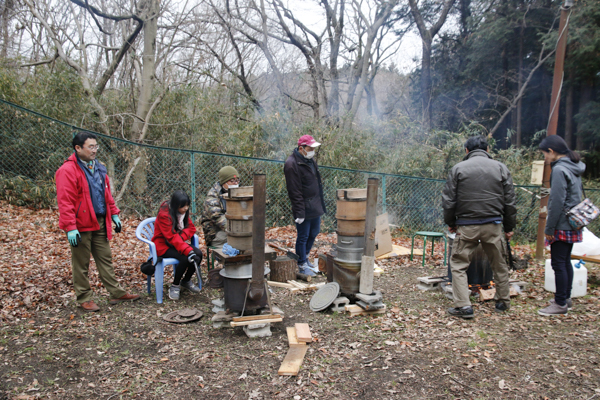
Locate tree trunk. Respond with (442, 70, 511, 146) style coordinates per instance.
(421, 39, 433, 130)
(564, 69, 574, 148)
(515, 23, 524, 148)
(577, 79, 593, 150)
(269, 256, 297, 283)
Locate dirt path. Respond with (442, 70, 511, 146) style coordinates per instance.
(1, 203, 600, 399)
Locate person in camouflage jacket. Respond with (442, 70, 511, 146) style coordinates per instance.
(201, 166, 239, 247)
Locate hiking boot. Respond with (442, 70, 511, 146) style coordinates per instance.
(538, 302, 568, 316)
(80, 301, 100, 312)
(550, 298, 573, 310)
(447, 306, 474, 319)
(298, 263, 316, 277)
(495, 302, 509, 312)
(169, 285, 181, 300)
(181, 280, 201, 294)
(109, 293, 140, 305)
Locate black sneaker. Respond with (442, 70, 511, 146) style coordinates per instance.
(495, 302, 509, 312)
(447, 306, 474, 319)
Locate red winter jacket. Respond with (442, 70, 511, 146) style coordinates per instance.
(56, 153, 120, 240)
(151, 202, 196, 257)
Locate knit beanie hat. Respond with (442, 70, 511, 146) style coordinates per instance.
(219, 166, 239, 185)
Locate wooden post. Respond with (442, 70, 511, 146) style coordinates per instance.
(360, 178, 379, 294)
(535, 2, 573, 260)
(269, 256, 297, 283)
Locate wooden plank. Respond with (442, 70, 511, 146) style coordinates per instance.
(294, 323, 312, 343)
(571, 254, 600, 264)
(230, 317, 283, 327)
(345, 304, 386, 316)
(359, 255, 374, 294)
(232, 314, 281, 322)
(286, 326, 300, 345)
(376, 244, 412, 259)
(287, 280, 306, 289)
(267, 281, 295, 289)
(278, 344, 308, 376)
(479, 288, 495, 302)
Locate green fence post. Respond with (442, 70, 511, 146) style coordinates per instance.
(191, 152, 196, 214)
(381, 174, 387, 214)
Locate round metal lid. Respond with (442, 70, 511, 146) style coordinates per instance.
(162, 308, 203, 324)
(310, 282, 340, 312)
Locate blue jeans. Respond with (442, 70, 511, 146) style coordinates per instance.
(295, 216, 321, 266)
(550, 240, 574, 306)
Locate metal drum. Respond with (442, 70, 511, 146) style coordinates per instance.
(335, 233, 365, 263)
(222, 276, 269, 312)
(332, 259, 361, 295)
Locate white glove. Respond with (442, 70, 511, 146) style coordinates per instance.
(295, 218, 305, 224)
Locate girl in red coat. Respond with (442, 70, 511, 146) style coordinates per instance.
(152, 190, 203, 300)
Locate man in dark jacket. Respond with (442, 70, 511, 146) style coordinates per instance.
(442, 136, 517, 319)
(56, 132, 140, 312)
(284, 135, 326, 276)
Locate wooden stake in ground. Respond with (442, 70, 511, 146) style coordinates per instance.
(360, 178, 379, 294)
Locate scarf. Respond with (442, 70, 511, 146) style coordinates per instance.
(177, 213, 186, 231)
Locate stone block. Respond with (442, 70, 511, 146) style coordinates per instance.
(243, 323, 272, 338)
(330, 296, 350, 312)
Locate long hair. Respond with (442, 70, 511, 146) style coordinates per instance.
(168, 190, 191, 232)
(539, 135, 581, 163)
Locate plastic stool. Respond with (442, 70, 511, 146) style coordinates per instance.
(410, 231, 447, 267)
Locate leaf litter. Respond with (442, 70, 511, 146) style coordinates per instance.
(1, 201, 600, 399)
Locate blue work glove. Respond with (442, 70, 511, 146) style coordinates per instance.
(112, 215, 122, 233)
(222, 243, 240, 256)
(67, 230, 81, 247)
(188, 251, 202, 265)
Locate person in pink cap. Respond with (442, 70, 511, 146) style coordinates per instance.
(283, 135, 327, 276)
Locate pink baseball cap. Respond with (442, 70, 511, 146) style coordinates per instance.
(298, 135, 321, 147)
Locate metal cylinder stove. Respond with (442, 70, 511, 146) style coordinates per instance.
(333, 188, 367, 295)
(219, 182, 270, 312)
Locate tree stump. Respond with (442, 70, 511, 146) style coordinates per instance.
(270, 256, 297, 282)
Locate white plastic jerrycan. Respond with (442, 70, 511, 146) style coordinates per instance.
(544, 259, 588, 297)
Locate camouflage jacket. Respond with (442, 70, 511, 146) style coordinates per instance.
(201, 181, 227, 243)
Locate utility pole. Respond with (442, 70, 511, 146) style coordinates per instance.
(535, 0, 574, 260)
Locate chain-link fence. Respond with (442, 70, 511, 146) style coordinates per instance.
(2, 98, 600, 242)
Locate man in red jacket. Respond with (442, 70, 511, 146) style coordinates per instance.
(56, 132, 140, 312)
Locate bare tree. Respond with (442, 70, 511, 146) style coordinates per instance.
(408, 0, 456, 130)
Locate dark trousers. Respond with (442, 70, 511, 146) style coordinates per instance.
(295, 216, 321, 265)
(160, 247, 203, 285)
(550, 240, 574, 306)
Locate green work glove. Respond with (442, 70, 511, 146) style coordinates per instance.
(67, 230, 81, 247)
(112, 215, 122, 233)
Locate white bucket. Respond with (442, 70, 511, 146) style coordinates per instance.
(544, 259, 588, 298)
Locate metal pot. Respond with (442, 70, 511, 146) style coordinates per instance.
(220, 263, 270, 279)
(335, 233, 365, 263)
(222, 275, 269, 312)
(332, 259, 361, 295)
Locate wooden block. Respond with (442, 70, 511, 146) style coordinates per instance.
(359, 255, 374, 294)
(232, 314, 281, 322)
(345, 304, 386, 316)
(294, 323, 312, 343)
(286, 326, 302, 345)
(278, 344, 308, 376)
(376, 244, 412, 259)
(479, 288, 496, 302)
(268, 281, 294, 289)
(230, 317, 283, 327)
(270, 256, 297, 283)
